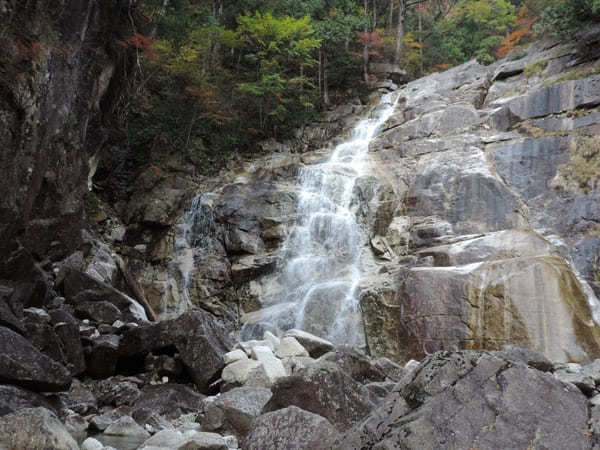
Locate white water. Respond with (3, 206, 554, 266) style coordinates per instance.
(245, 92, 399, 346)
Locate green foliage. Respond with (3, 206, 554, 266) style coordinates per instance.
(534, 0, 600, 36)
(428, 0, 516, 66)
(557, 135, 600, 192)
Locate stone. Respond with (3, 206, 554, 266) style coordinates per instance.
(0, 384, 56, 416)
(283, 329, 334, 358)
(132, 383, 205, 423)
(236, 339, 274, 355)
(281, 356, 316, 375)
(372, 357, 405, 382)
(89, 410, 124, 432)
(54, 321, 86, 375)
(222, 359, 263, 387)
(59, 267, 148, 322)
(177, 431, 228, 450)
(0, 407, 78, 450)
(86, 334, 121, 378)
(275, 337, 309, 358)
(263, 330, 281, 349)
(555, 369, 597, 396)
(74, 300, 122, 324)
(94, 378, 142, 407)
(59, 379, 98, 415)
(0, 326, 72, 392)
(243, 406, 339, 450)
(263, 361, 375, 431)
(317, 347, 386, 383)
(119, 310, 232, 392)
(0, 292, 24, 334)
(81, 437, 104, 450)
(334, 350, 592, 449)
(100, 415, 151, 450)
(223, 350, 248, 365)
(250, 346, 287, 385)
(201, 387, 272, 437)
(63, 410, 88, 444)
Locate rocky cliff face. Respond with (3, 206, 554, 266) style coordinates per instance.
(0, 0, 127, 283)
(146, 26, 600, 365)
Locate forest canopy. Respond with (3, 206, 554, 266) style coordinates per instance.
(114, 0, 598, 171)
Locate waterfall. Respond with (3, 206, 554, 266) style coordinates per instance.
(244, 92, 399, 346)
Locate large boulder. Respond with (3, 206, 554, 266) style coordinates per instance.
(0, 407, 78, 450)
(119, 309, 232, 392)
(0, 385, 57, 416)
(361, 255, 600, 363)
(263, 361, 375, 431)
(201, 387, 272, 437)
(335, 350, 592, 449)
(0, 326, 72, 392)
(244, 406, 339, 450)
(59, 267, 148, 323)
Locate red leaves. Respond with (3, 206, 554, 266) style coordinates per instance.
(116, 33, 156, 60)
(496, 9, 535, 58)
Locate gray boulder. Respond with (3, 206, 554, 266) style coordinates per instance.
(243, 406, 339, 450)
(201, 387, 272, 437)
(335, 350, 592, 449)
(0, 407, 78, 450)
(263, 361, 375, 431)
(0, 326, 71, 392)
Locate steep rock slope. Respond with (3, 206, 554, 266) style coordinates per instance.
(155, 27, 600, 364)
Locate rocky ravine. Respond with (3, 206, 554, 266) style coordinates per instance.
(2, 0, 600, 448)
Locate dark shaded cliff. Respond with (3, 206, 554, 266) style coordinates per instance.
(0, 0, 130, 277)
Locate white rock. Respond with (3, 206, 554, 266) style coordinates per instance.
(263, 331, 281, 349)
(251, 346, 287, 384)
(223, 349, 248, 365)
(222, 359, 263, 385)
(275, 337, 309, 358)
(283, 329, 334, 357)
(81, 437, 104, 450)
(237, 339, 275, 354)
(104, 416, 150, 439)
(405, 360, 420, 371)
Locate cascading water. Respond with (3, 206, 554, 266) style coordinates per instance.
(244, 92, 399, 346)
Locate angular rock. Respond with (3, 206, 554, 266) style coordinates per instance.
(119, 310, 232, 392)
(0, 407, 78, 450)
(335, 350, 592, 449)
(317, 347, 386, 383)
(275, 337, 309, 358)
(87, 334, 121, 378)
(94, 377, 141, 407)
(0, 326, 71, 392)
(283, 329, 334, 358)
(223, 349, 248, 365)
(59, 267, 148, 323)
(0, 384, 56, 416)
(201, 387, 272, 437)
(98, 415, 151, 449)
(132, 383, 205, 423)
(74, 300, 122, 324)
(54, 321, 86, 375)
(244, 406, 339, 450)
(81, 437, 104, 450)
(59, 379, 98, 415)
(63, 410, 88, 444)
(221, 359, 263, 387)
(263, 361, 375, 431)
(250, 346, 287, 386)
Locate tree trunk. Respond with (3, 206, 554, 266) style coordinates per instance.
(363, 0, 369, 83)
(394, 0, 405, 66)
(388, 0, 394, 30)
(418, 9, 423, 75)
(323, 53, 330, 106)
(318, 50, 322, 99)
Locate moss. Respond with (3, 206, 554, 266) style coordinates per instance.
(544, 63, 600, 87)
(557, 135, 600, 192)
(523, 60, 548, 79)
